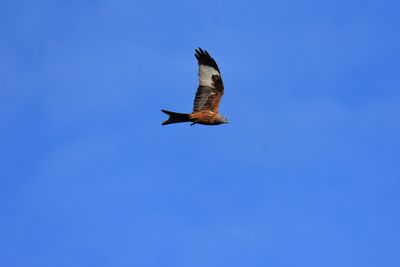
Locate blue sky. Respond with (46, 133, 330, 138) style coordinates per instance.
(1, 0, 399, 266)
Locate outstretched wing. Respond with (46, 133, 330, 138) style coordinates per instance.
(193, 48, 224, 113)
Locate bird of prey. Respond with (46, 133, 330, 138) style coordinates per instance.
(161, 48, 228, 126)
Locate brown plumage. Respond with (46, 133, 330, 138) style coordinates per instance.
(162, 48, 228, 126)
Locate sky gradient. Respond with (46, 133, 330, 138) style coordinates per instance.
(1, 0, 399, 266)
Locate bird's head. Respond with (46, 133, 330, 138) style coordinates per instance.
(216, 114, 228, 124)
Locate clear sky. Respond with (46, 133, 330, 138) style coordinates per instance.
(1, 0, 399, 266)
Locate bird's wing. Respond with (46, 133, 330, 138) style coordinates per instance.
(192, 48, 224, 113)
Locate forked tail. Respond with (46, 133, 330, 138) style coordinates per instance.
(161, 109, 190, 125)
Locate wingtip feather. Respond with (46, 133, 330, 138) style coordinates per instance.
(194, 47, 220, 73)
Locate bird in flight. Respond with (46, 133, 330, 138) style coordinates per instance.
(161, 48, 228, 126)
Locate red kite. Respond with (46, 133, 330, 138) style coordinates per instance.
(161, 48, 228, 126)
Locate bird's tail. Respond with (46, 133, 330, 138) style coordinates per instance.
(161, 109, 191, 125)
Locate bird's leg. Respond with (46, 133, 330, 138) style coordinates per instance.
(190, 122, 197, 126)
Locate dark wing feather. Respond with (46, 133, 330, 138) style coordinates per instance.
(193, 48, 224, 113)
(195, 48, 220, 73)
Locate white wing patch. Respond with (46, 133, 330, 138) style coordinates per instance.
(198, 65, 219, 87)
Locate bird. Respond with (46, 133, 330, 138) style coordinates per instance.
(161, 48, 228, 126)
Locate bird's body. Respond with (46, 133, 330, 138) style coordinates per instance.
(161, 48, 228, 126)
